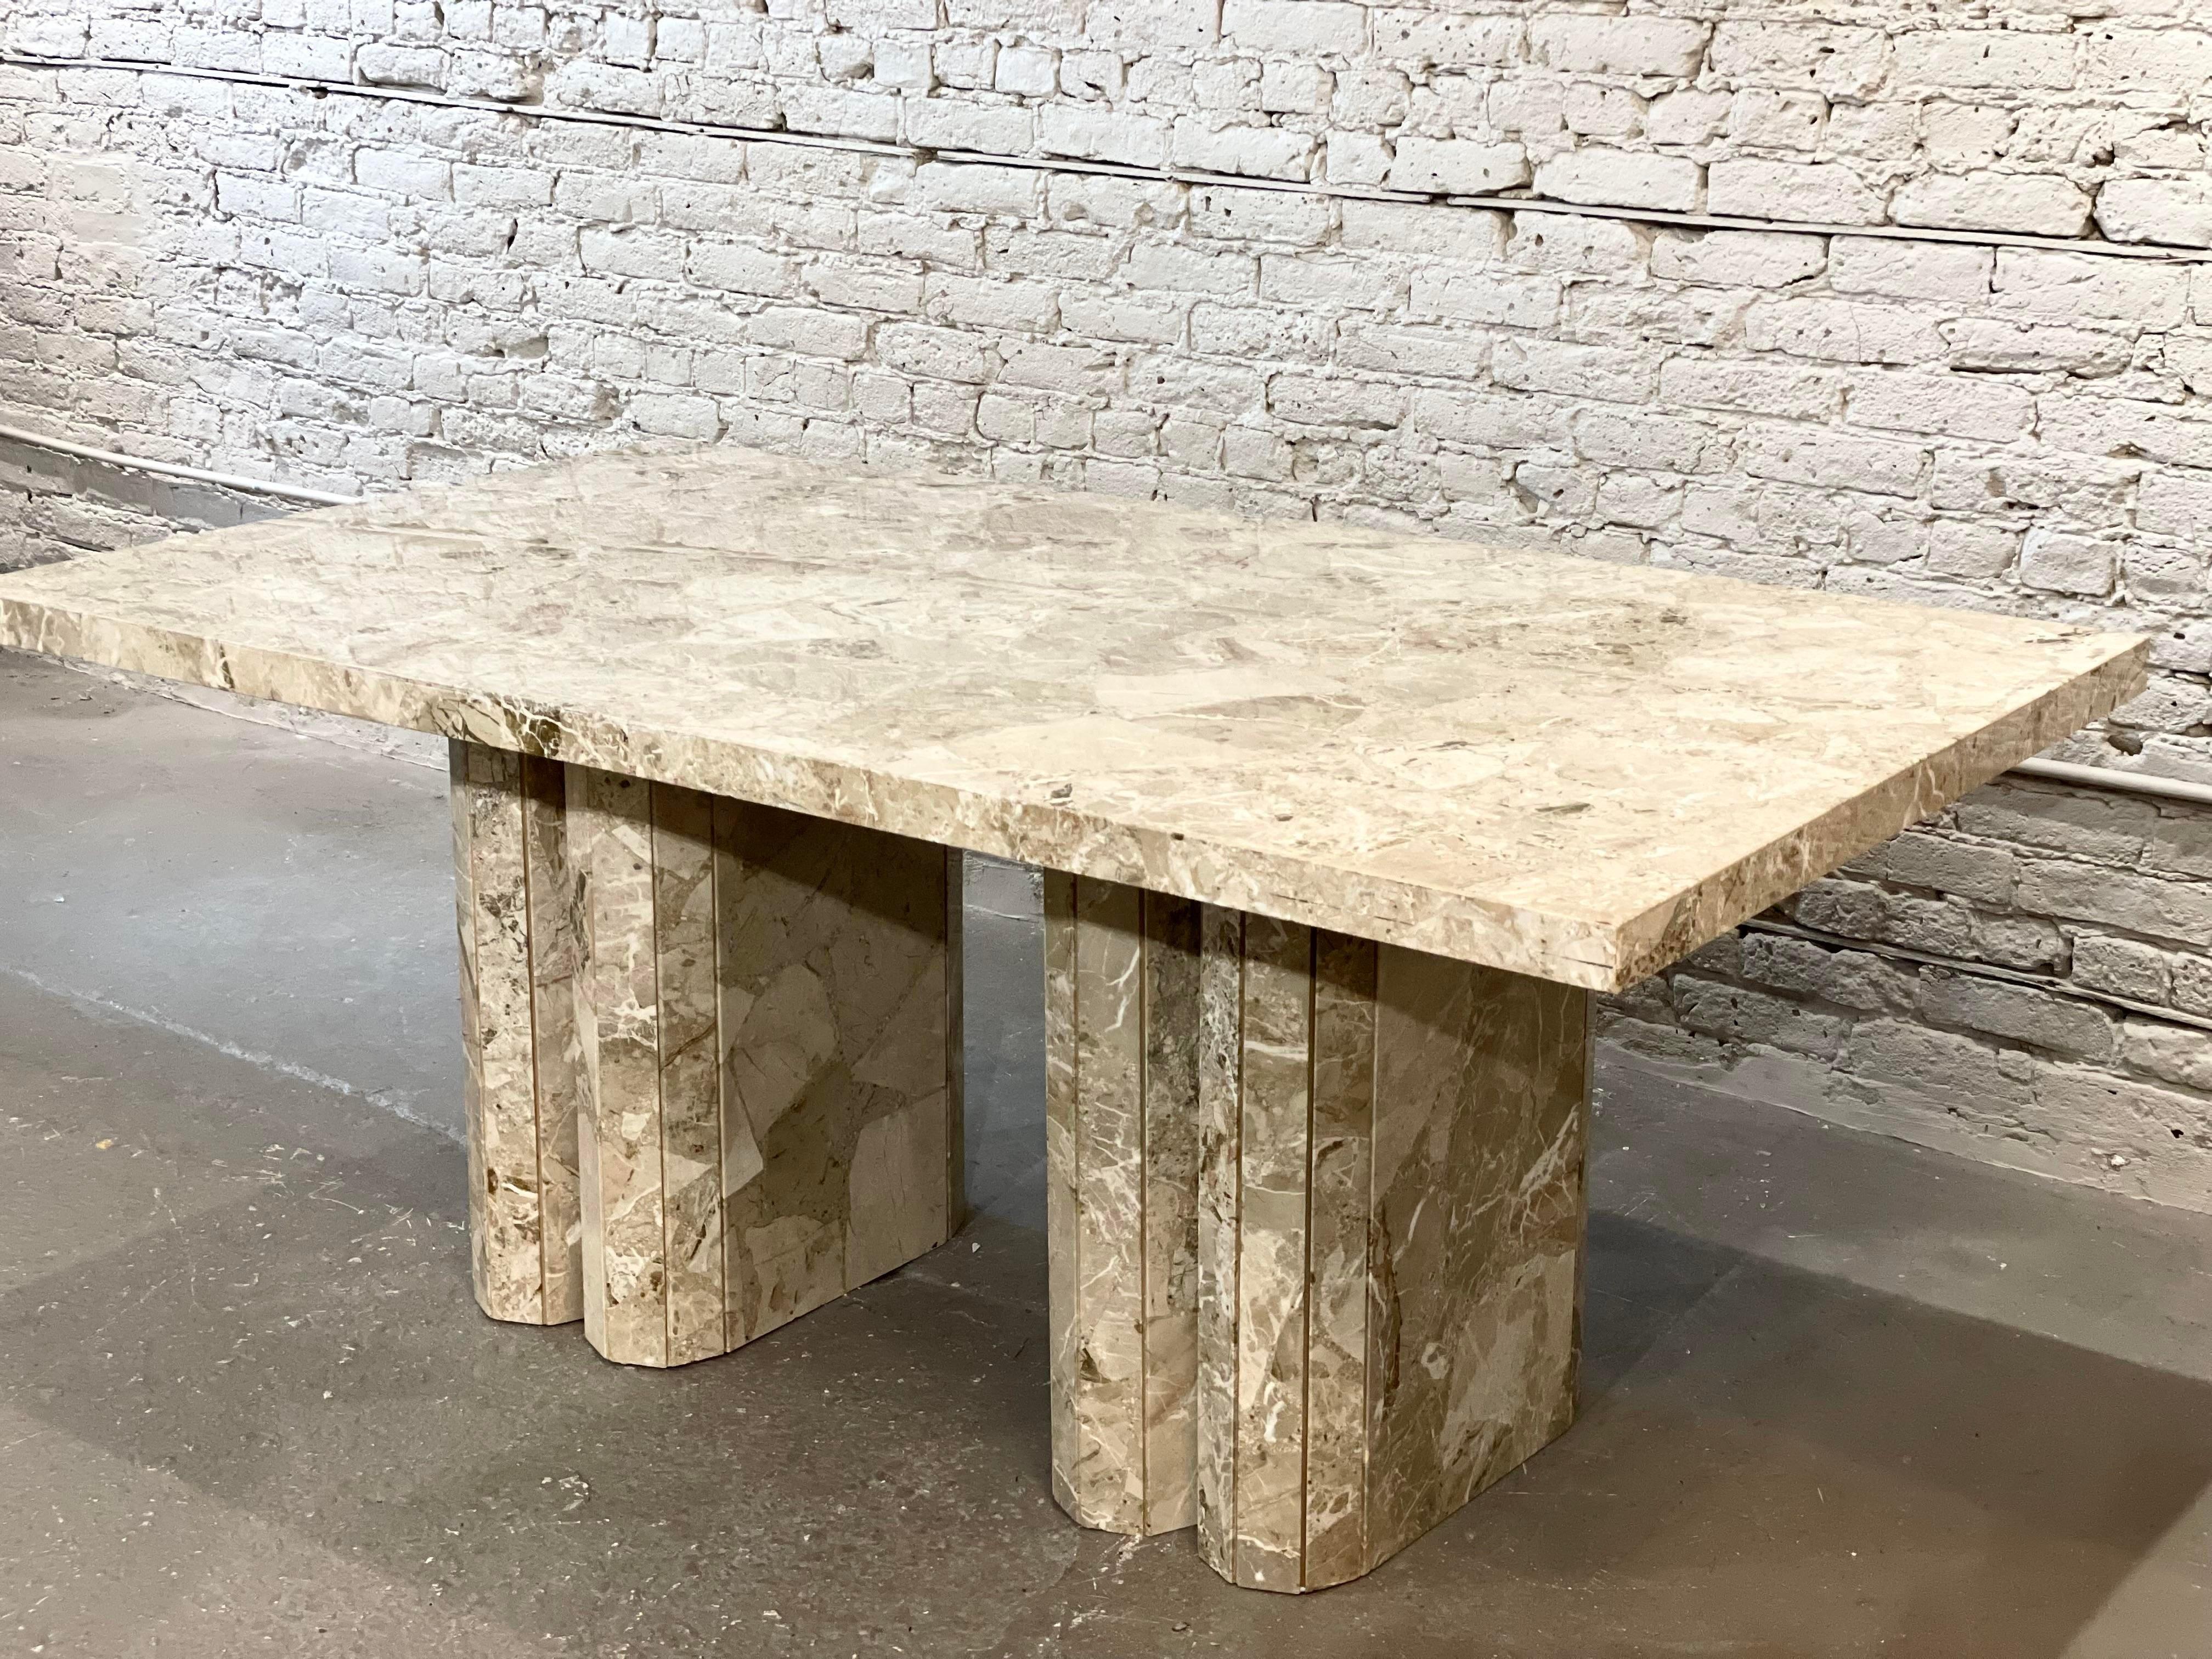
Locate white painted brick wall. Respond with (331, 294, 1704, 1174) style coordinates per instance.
(5, 8, 2212, 1209)
(1611, 773, 2212, 1210)
(13, 0, 2212, 244)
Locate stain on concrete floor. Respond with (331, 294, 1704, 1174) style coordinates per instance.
(3, 648, 2210, 1657)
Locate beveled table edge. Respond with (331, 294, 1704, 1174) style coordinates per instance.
(0, 585, 2150, 994)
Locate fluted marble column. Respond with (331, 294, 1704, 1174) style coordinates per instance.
(1195, 909, 1590, 1593)
(451, 738, 962, 1365)
(1043, 874, 1203, 1537)
(566, 767, 964, 1367)
(450, 740, 585, 1328)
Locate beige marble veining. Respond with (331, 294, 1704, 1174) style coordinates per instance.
(450, 740, 583, 1327)
(713, 796, 960, 1340)
(1195, 914, 1589, 1592)
(0, 443, 2148, 991)
(1043, 873, 1202, 1536)
(566, 766, 961, 1367)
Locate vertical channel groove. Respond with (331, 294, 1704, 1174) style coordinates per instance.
(1073, 878, 1084, 1514)
(648, 785, 669, 1369)
(517, 762, 545, 1322)
(707, 814, 726, 1356)
(1362, 964, 1378, 1572)
(1135, 888, 1149, 1520)
(715, 802, 732, 1357)
(1230, 910, 1245, 1583)
(1297, 927, 1317, 1587)
(946, 849, 964, 1235)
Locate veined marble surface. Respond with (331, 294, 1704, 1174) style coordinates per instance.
(0, 443, 2147, 990)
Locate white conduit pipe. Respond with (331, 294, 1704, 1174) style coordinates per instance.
(2009, 757, 2212, 810)
(0, 422, 360, 507)
(7, 53, 2212, 267)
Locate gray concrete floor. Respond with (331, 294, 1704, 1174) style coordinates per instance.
(2, 646, 2210, 1658)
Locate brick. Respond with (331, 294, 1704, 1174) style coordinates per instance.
(1339, 200, 1505, 262)
(1125, 240, 1255, 297)
(2120, 1024, 2212, 1094)
(1841, 1018, 2035, 1114)
(1412, 387, 1568, 451)
(627, 391, 720, 438)
(1741, 427, 1925, 496)
(1192, 185, 1329, 245)
(1370, 9, 1519, 67)
(1268, 374, 1402, 428)
(1407, 269, 1559, 329)
(356, 44, 447, 90)
(2035, 1065, 2212, 1159)
(1926, 521, 2019, 579)
(1855, 828, 2019, 904)
(686, 241, 798, 296)
(2040, 394, 2212, 471)
(1744, 298, 1946, 366)
(2073, 935, 2176, 1005)
(805, 263, 916, 320)
(215, 173, 299, 223)
(454, 164, 551, 208)
(1893, 30, 2077, 90)
(1324, 133, 1391, 187)
(1973, 915, 2067, 973)
(1259, 252, 1403, 311)
(2081, 27, 2212, 95)
(2140, 807, 2212, 882)
(2177, 960, 2212, 1020)
(1660, 357, 1839, 421)
(1503, 213, 1644, 275)
(2095, 179, 2212, 250)
(2017, 529, 2115, 596)
(1943, 318, 2132, 377)
(1675, 978, 1848, 1058)
(1649, 228, 1826, 290)
(994, 46, 1054, 97)
(904, 99, 1036, 156)
(1992, 249, 2192, 328)
(1575, 409, 1729, 473)
(1037, 105, 1168, 167)
(2019, 861, 2212, 947)
(1739, 933, 1903, 1012)
(1894, 172, 2096, 238)
(356, 147, 450, 199)
(1530, 15, 1708, 77)
(1221, 0, 1365, 54)
(1190, 302, 1333, 363)
(1387, 137, 1531, 196)
(1830, 238, 1992, 303)
(1534, 150, 1702, 215)
(1496, 337, 1657, 404)
(1168, 119, 1317, 179)
(1707, 159, 1884, 226)
(1335, 321, 1489, 381)
(1847, 371, 2034, 443)
(876, 322, 994, 382)
(1708, 21, 1889, 97)
(1917, 973, 2114, 1062)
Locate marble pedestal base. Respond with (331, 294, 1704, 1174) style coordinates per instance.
(1046, 880, 1590, 1592)
(1043, 874, 1203, 1536)
(450, 741, 962, 1367)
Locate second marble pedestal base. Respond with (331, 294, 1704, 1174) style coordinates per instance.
(451, 741, 962, 1368)
(1046, 879, 1590, 1592)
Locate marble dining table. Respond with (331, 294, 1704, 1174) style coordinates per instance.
(0, 442, 2147, 1593)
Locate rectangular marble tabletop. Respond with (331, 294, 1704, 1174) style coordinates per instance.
(0, 443, 2146, 990)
